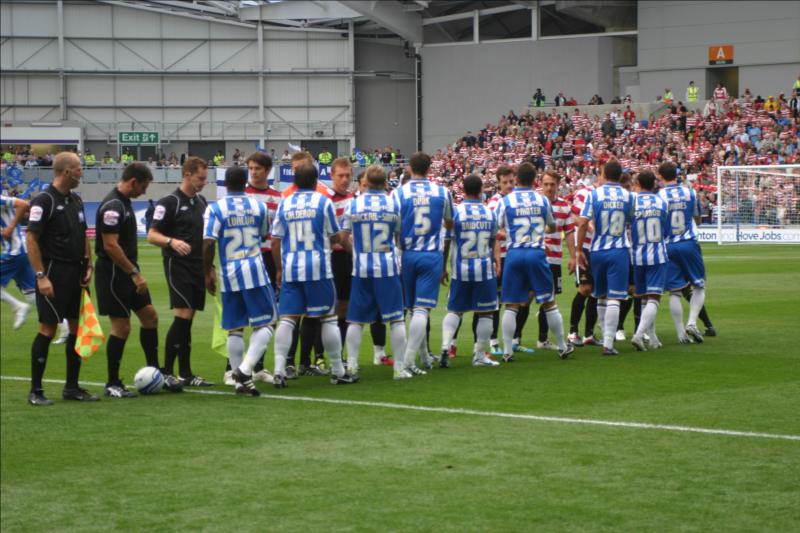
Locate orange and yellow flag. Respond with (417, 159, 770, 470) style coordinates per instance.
(75, 289, 105, 360)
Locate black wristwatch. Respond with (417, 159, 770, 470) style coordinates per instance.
(35, 271, 46, 279)
(129, 267, 140, 277)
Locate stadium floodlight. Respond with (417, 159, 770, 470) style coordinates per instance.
(715, 164, 800, 244)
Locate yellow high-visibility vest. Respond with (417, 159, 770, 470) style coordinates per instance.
(687, 85, 699, 102)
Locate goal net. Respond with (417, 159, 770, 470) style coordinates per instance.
(715, 164, 800, 244)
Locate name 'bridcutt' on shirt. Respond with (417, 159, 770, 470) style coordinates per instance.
(449, 199, 498, 282)
(204, 193, 270, 292)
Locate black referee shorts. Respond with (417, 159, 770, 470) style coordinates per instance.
(261, 250, 278, 289)
(576, 251, 593, 287)
(551, 264, 563, 295)
(332, 252, 353, 301)
(95, 259, 152, 318)
(36, 259, 82, 324)
(164, 257, 206, 311)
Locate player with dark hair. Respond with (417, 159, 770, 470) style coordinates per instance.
(657, 161, 708, 343)
(26, 152, 97, 405)
(392, 151, 454, 374)
(629, 170, 668, 350)
(576, 160, 635, 355)
(497, 163, 574, 361)
(203, 165, 277, 396)
(440, 174, 500, 368)
(568, 174, 600, 347)
(271, 163, 357, 387)
(147, 156, 212, 388)
(95, 162, 161, 397)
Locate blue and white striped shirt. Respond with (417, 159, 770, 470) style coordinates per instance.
(341, 190, 401, 278)
(630, 192, 669, 266)
(272, 190, 339, 282)
(579, 183, 634, 252)
(0, 195, 26, 260)
(449, 200, 497, 281)
(495, 188, 553, 250)
(204, 193, 270, 292)
(658, 184, 700, 243)
(391, 179, 453, 252)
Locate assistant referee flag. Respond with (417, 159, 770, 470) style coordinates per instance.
(76, 289, 105, 360)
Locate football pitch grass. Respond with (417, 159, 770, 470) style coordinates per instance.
(1, 242, 799, 531)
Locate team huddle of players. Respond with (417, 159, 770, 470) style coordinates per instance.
(3, 149, 709, 404)
(208, 151, 710, 396)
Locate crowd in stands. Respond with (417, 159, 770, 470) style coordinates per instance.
(3, 80, 799, 225)
(431, 83, 800, 226)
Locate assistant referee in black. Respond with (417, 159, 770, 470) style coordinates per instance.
(95, 162, 179, 396)
(26, 152, 97, 405)
(147, 156, 213, 387)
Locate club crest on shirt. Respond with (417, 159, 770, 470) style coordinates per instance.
(153, 205, 166, 221)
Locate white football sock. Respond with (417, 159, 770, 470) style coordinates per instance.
(501, 308, 518, 356)
(603, 300, 620, 350)
(345, 323, 363, 373)
(227, 332, 244, 372)
(24, 290, 35, 304)
(687, 286, 705, 327)
(273, 318, 295, 376)
(321, 316, 345, 377)
(389, 320, 406, 371)
(596, 299, 607, 339)
(669, 292, 685, 336)
(441, 312, 461, 352)
(475, 316, 492, 354)
(545, 306, 567, 351)
(403, 308, 428, 369)
(636, 299, 660, 339)
(240, 326, 273, 375)
(373, 345, 385, 358)
(0, 288, 25, 310)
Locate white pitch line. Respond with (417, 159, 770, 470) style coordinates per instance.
(2, 375, 799, 442)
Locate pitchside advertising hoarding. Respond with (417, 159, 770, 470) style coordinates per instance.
(698, 227, 800, 243)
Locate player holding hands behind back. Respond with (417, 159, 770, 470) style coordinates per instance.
(202, 166, 278, 396)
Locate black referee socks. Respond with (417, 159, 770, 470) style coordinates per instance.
(164, 317, 192, 377)
(106, 335, 127, 386)
(64, 334, 81, 389)
(30, 333, 52, 392)
(140, 327, 159, 369)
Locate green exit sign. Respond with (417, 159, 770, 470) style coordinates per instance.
(118, 131, 160, 145)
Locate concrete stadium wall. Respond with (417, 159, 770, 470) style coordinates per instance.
(638, 1, 800, 99)
(354, 40, 416, 157)
(420, 36, 615, 151)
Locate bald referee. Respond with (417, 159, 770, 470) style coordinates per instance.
(26, 152, 97, 405)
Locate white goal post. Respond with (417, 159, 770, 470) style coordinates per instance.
(715, 164, 800, 244)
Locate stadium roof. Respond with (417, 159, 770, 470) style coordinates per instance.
(101, 1, 636, 43)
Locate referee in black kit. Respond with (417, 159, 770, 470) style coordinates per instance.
(26, 152, 97, 406)
(147, 156, 213, 387)
(95, 162, 178, 396)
